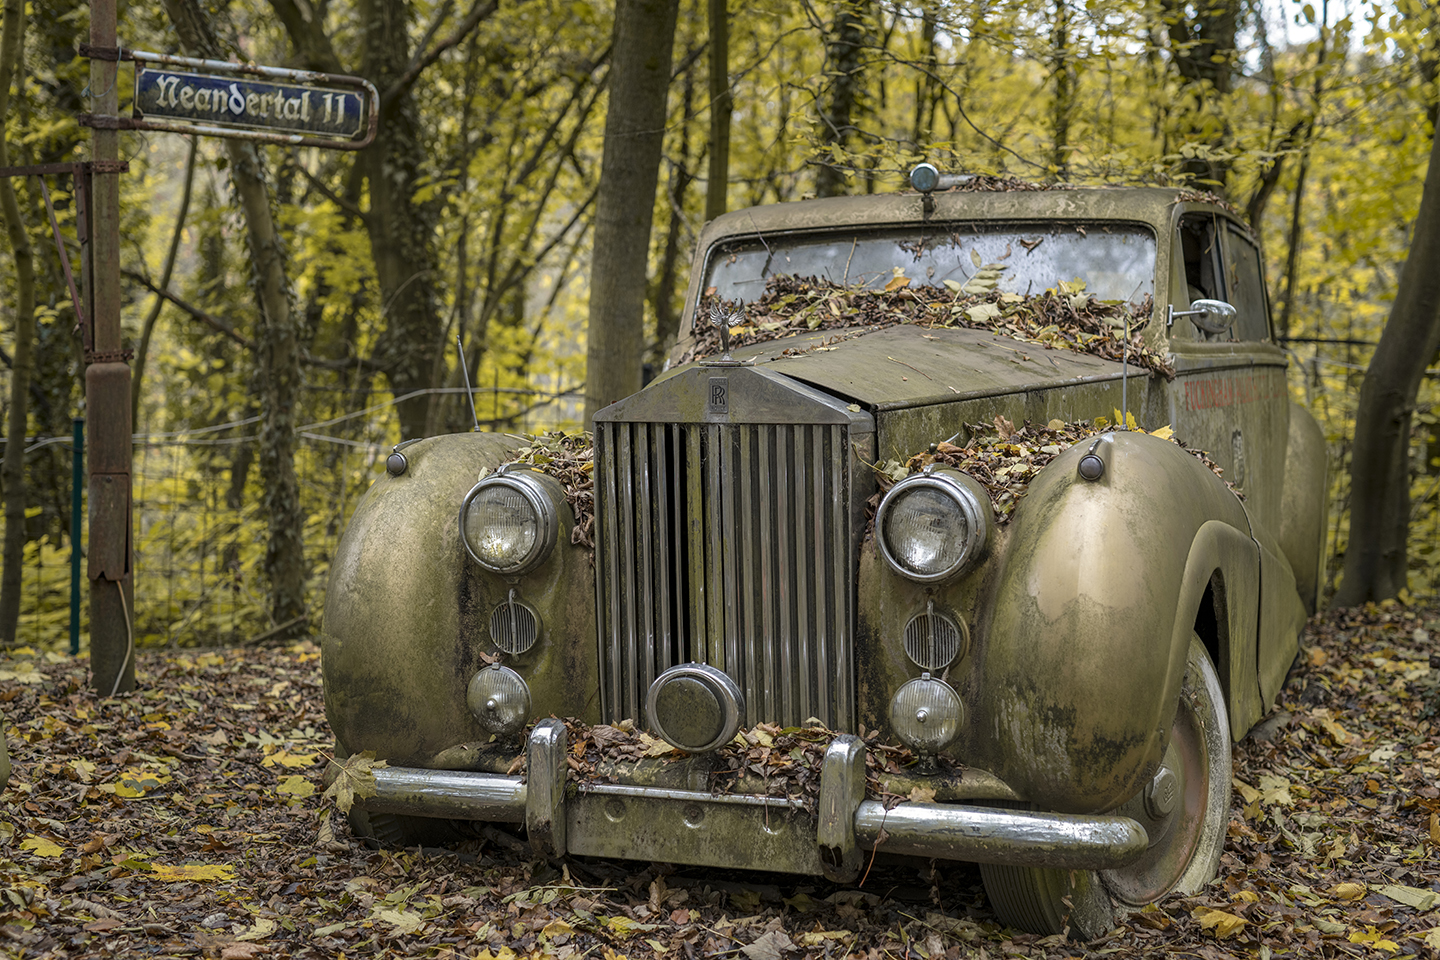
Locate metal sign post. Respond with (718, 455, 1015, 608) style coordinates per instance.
(58, 26, 377, 694)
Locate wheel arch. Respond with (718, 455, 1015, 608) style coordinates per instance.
(1172, 520, 1261, 742)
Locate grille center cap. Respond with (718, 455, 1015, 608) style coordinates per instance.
(646, 663, 745, 754)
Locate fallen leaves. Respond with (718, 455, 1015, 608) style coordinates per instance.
(687, 274, 1172, 379)
(0, 604, 1435, 960)
(320, 751, 385, 814)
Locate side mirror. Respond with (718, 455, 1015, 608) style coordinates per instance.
(1169, 299, 1236, 335)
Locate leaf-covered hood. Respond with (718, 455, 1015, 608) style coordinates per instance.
(676, 321, 1134, 411)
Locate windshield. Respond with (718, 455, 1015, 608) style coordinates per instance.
(703, 222, 1156, 310)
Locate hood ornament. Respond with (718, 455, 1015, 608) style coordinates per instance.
(704, 298, 746, 366)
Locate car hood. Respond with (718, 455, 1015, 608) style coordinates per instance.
(668, 322, 1133, 411)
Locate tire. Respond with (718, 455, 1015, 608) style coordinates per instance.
(346, 806, 467, 849)
(981, 635, 1231, 939)
(328, 745, 469, 849)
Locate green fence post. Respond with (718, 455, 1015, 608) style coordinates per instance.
(70, 417, 83, 656)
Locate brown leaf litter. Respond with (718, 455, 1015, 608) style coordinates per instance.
(684, 274, 1172, 380)
(0, 601, 1433, 959)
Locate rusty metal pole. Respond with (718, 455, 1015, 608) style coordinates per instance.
(87, 0, 135, 694)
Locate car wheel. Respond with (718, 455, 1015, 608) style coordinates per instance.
(980, 635, 1231, 939)
(346, 806, 466, 849)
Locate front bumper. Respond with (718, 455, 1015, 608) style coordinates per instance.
(359, 720, 1149, 880)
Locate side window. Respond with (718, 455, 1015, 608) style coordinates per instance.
(1177, 217, 1223, 305)
(1223, 225, 1271, 342)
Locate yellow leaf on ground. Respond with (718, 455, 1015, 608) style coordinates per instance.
(376, 908, 425, 935)
(1192, 906, 1246, 938)
(261, 749, 321, 769)
(883, 272, 910, 292)
(1149, 424, 1175, 440)
(1348, 926, 1400, 953)
(540, 918, 573, 940)
(20, 835, 63, 858)
(150, 863, 237, 883)
(1375, 884, 1439, 911)
(276, 775, 316, 798)
(234, 917, 277, 941)
(1233, 778, 1261, 804)
(1333, 882, 1367, 900)
(798, 931, 852, 946)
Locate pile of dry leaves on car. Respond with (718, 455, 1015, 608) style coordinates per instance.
(498, 432, 596, 551)
(561, 718, 942, 815)
(0, 603, 1436, 958)
(683, 273, 1174, 379)
(871, 415, 1238, 525)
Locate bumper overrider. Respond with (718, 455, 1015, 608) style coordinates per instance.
(358, 720, 1149, 881)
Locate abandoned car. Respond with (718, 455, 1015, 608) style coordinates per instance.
(321, 166, 1328, 937)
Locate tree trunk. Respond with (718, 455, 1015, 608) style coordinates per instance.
(1332, 126, 1440, 606)
(1049, 0, 1074, 179)
(653, 72, 695, 363)
(360, 0, 443, 440)
(0, 0, 35, 646)
(1159, 0, 1239, 187)
(162, 0, 307, 627)
(705, 0, 730, 222)
(131, 137, 197, 430)
(583, 0, 679, 423)
(815, 0, 867, 198)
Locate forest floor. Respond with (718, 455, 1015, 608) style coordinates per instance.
(0, 605, 1436, 959)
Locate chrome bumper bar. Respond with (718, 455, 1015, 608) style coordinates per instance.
(360, 720, 1149, 880)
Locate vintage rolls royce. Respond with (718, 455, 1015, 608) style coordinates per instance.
(321, 167, 1327, 937)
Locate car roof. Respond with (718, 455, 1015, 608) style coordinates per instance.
(693, 185, 1201, 252)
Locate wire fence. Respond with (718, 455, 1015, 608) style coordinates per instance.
(5, 385, 582, 651)
(11, 338, 1440, 652)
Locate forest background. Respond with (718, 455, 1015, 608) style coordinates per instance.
(0, 0, 1435, 650)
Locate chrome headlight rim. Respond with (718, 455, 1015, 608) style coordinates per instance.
(875, 467, 990, 583)
(459, 468, 559, 577)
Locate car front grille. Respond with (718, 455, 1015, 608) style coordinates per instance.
(594, 420, 856, 730)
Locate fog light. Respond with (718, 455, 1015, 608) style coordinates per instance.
(890, 673, 963, 755)
(646, 663, 744, 754)
(467, 664, 530, 738)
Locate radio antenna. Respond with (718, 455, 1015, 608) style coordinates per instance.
(457, 335, 481, 432)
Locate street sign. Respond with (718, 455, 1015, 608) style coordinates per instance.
(78, 49, 378, 151)
(135, 68, 367, 141)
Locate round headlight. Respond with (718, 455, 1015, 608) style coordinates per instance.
(875, 467, 990, 582)
(459, 469, 559, 576)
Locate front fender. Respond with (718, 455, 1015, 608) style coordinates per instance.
(322, 433, 599, 767)
(974, 432, 1252, 813)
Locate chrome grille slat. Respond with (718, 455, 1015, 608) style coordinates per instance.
(617, 426, 639, 722)
(636, 425, 656, 700)
(685, 426, 706, 661)
(597, 414, 855, 730)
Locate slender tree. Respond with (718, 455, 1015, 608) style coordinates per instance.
(584, 0, 680, 422)
(162, 0, 308, 628)
(1333, 118, 1440, 605)
(0, 0, 34, 645)
(815, 0, 868, 197)
(705, 0, 731, 221)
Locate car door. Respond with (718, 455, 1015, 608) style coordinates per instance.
(1165, 209, 1290, 537)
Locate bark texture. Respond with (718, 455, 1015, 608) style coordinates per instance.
(705, 0, 731, 222)
(162, 0, 308, 627)
(1160, 0, 1239, 187)
(815, 0, 867, 198)
(1333, 127, 1440, 606)
(0, 0, 34, 646)
(359, 0, 442, 440)
(584, 0, 679, 422)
